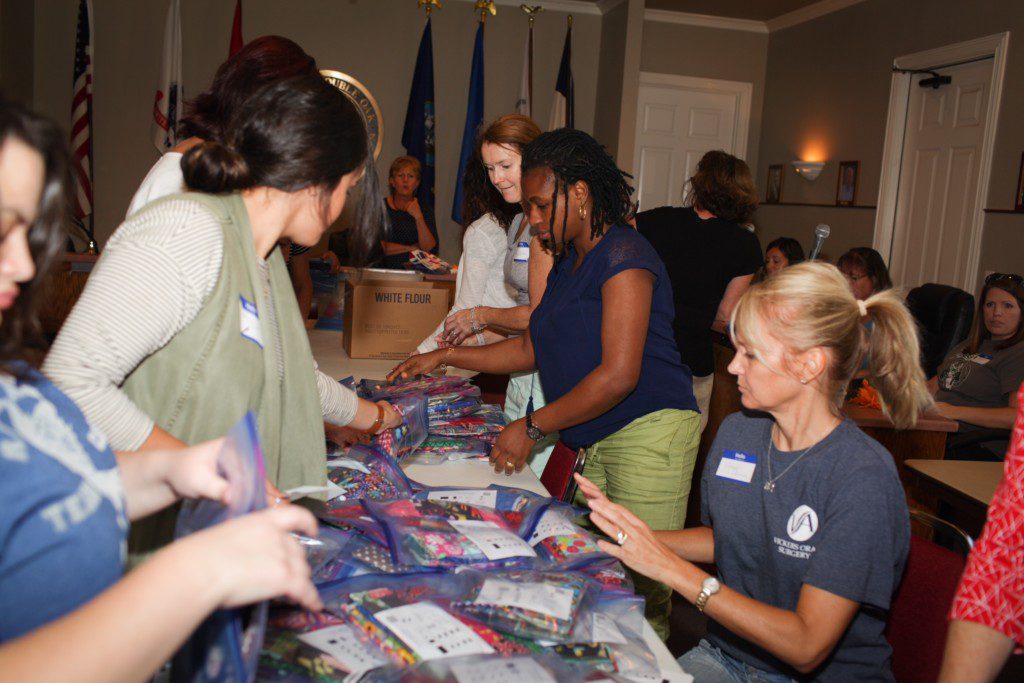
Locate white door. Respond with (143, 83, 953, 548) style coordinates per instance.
(888, 59, 993, 290)
(633, 73, 751, 212)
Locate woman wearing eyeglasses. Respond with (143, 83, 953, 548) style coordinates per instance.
(836, 248, 892, 301)
(930, 273, 1024, 459)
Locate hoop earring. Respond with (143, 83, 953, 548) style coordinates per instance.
(578, 205, 587, 220)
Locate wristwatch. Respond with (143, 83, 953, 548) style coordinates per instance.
(695, 576, 721, 613)
(525, 413, 545, 441)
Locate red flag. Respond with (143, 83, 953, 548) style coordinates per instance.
(229, 0, 243, 57)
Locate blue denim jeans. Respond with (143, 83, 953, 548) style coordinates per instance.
(678, 640, 797, 683)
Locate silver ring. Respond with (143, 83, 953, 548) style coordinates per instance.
(616, 531, 628, 545)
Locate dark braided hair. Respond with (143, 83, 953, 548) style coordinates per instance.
(521, 129, 635, 255)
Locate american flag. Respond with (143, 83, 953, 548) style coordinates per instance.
(70, 0, 94, 224)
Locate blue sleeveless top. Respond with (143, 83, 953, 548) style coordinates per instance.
(529, 225, 696, 448)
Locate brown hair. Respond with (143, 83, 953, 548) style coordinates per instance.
(836, 247, 893, 294)
(0, 97, 70, 369)
(460, 114, 542, 230)
(685, 150, 758, 225)
(731, 261, 932, 429)
(963, 275, 1024, 353)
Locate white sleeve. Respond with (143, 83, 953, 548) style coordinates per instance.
(43, 200, 223, 450)
(314, 361, 360, 426)
(416, 215, 504, 354)
(126, 153, 185, 218)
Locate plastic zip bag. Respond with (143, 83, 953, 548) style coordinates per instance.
(326, 445, 414, 501)
(172, 413, 269, 683)
(364, 499, 538, 569)
(361, 652, 621, 683)
(373, 394, 428, 460)
(555, 595, 658, 680)
(413, 485, 549, 537)
(450, 569, 596, 643)
(529, 502, 608, 568)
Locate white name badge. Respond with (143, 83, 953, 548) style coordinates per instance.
(513, 241, 530, 263)
(716, 450, 758, 484)
(239, 295, 264, 348)
(972, 353, 993, 365)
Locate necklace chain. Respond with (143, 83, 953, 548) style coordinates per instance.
(763, 425, 824, 493)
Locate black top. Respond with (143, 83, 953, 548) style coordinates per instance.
(637, 206, 762, 376)
(382, 199, 438, 269)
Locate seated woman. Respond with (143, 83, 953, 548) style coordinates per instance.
(415, 114, 555, 476)
(836, 247, 892, 300)
(764, 236, 805, 277)
(576, 261, 932, 681)
(380, 155, 438, 269)
(44, 75, 401, 555)
(390, 128, 700, 639)
(637, 150, 763, 431)
(0, 96, 320, 681)
(931, 273, 1024, 460)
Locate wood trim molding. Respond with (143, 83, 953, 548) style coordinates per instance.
(766, 0, 868, 32)
(453, 0, 603, 16)
(644, 9, 768, 34)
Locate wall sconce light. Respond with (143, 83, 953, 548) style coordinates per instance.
(791, 161, 825, 181)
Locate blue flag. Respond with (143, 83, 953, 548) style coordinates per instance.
(452, 22, 485, 224)
(548, 24, 574, 130)
(402, 18, 436, 210)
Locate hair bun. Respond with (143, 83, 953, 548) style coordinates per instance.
(181, 140, 253, 193)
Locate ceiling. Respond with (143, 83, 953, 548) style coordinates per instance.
(584, 1, 829, 21)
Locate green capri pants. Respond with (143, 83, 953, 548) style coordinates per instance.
(575, 407, 700, 641)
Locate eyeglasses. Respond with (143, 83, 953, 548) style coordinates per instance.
(840, 270, 868, 282)
(985, 272, 1023, 286)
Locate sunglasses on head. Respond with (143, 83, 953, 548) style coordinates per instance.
(985, 272, 1023, 286)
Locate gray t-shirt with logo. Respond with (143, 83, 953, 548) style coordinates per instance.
(701, 412, 909, 682)
(936, 339, 1024, 408)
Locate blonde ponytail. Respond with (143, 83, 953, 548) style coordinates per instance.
(862, 291, 934, 428)
(731, 261, 932, 428)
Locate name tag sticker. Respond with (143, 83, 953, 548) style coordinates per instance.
(973, 353, 993, 365)
(513, 241, 530, 263)
(716, 450, 758, 484)
(239, 295, 264, 348)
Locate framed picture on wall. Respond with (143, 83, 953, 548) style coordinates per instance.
(766, 164, 783, 204)
(836, 161, 859, 206)
(1015, 152, 1024, 211)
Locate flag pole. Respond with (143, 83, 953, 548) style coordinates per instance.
(417, 0, 441, 16)
(520, 5, 543, 118)
(475, 1, 496, 27)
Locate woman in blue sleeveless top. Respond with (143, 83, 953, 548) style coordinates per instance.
(390, 129, 700, 638)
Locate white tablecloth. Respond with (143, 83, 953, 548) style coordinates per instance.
(309, 328, 691, 682)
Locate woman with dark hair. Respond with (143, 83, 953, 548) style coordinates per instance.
(637, 149, 763, 431)
(391, 128, 701, 638)
(414, 114, 557, 476)
(0, 96, 320, 680)
(380, 155, 437, 269)
(930, 273, 1024, 459)
(764, 236, 805, 277)
(836, 247, 892, 301)
(45, 74, 400, 556)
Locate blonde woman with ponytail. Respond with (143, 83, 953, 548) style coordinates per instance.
(576, 261, 932, 682)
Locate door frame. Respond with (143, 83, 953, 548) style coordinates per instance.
(635, 71, 753, 162)
(873, 32, 1009, 292)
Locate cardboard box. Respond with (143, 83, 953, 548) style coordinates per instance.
(343, 276, 452, 359)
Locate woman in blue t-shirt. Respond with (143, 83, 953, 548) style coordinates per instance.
(0, 98, 321, 680)
(390, 129, 701, 638)
(575, 262, 934, 681)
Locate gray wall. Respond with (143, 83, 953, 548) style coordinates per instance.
(640, 19, 768, 176)
(0, 0, 34, 105)
(754, 0, 1024, 284)
(593, 1, 629, 160)
(19, 0, 602, 259)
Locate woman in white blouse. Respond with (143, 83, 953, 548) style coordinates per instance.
(417, 114, 556, 475)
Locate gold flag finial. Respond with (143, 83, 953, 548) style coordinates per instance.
(418, 0, 441, 15)
(475, 1, 497, 20)
(520, 4, 543, 25)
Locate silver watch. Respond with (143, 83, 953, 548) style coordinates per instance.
(695, 576, 721, 613)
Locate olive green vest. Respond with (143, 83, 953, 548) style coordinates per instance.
(125, 192, 326, 557)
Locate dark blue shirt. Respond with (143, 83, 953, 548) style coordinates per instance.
(529, 225, 696, 448)
(0, 365, 126, 642)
